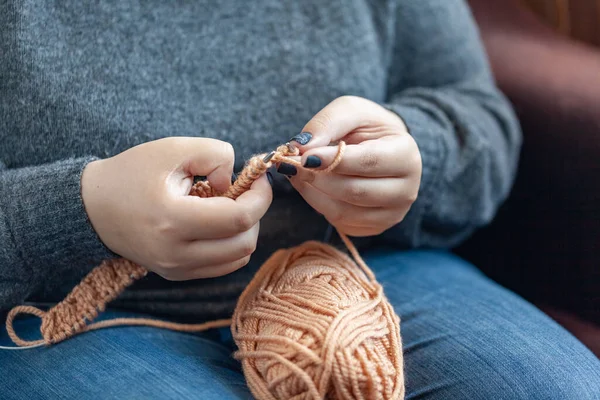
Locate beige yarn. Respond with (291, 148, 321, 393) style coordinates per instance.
(233, 235, 404, 400)
(6, 141, 405, 400)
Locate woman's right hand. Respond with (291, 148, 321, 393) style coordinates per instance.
(81, 137, 272, 280)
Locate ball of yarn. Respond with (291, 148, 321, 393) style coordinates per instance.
(232, 240, 405, 400)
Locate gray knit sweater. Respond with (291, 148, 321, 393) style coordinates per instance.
(0, 0, 521, 320)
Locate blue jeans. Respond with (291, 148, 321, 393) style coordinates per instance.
(2, 249, 600, 399)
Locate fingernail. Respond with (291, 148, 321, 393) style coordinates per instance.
(289, 132, 312, 145)
(231, 172, 237, 184)
(266, 171, 274, 187)
(277, 163, 297, 176)
(303, 155, 321, 169)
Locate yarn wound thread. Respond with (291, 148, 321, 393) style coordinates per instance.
(6, 141, 405, 400)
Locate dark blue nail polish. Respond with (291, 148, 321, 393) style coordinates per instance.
(304, 155, 321, 168)
(289, 132, 312, 145)
(266, 171, 274, 187)
(277, 163, 297, 176)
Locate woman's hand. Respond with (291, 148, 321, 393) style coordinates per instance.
(282, 96, 422, 237)
(81, 137, 272, 280)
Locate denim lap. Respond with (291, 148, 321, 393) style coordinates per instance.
(363, 249, 600, 399)
(1, 320, 252, 399)
(2, 249, 599, 399)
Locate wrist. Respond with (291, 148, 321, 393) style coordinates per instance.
(81, 159, 113, 253)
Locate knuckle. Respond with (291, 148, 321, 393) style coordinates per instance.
(309, 111, 333, 133)
(149, 245, 189, 277)
(155, 218, 178, 237)
(359, 151, 379, 170)
(405, 190, 418, 204)
(239, 236, 258, 257)
(400, 180, 420, 205)
(232, 209, 255, 232)
(344, 182, 368, 203)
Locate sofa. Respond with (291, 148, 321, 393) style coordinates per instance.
(459, 0, 600, 357)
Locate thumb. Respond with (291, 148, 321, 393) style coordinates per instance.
(180, 138, 235, 194)
(290, 96, 381, 152)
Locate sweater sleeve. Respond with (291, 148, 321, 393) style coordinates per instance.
(379, 0, 522, 248)
(0, 157, 115, 312)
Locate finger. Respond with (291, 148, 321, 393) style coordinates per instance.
(180, 222, 259, 268)
(177, 137, 235, 194)
(289, 96, 403, 151)
(171, 174, 272, 240)
(299, 135, 421, 178)
(293, 173, 409, 208)
(291, 179, 406, 227)
(188, 255, 252, 279)
(335, 224, 391, 238)
(163, 255, 252, 281)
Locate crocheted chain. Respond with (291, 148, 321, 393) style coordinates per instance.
(6, 141, 346, 347)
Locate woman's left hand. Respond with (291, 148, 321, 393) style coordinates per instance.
(279, 96, 422, 237)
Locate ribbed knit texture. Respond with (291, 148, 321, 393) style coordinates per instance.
(0, 0, 521, 320)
